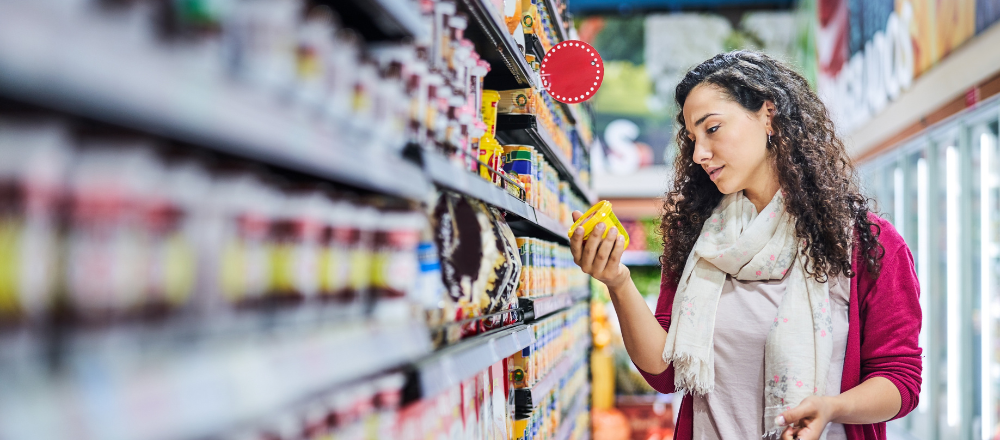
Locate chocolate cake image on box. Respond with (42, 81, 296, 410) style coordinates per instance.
(431, 192, 499, 321)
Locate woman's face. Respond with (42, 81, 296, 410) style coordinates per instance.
(683, 83, 775, 196)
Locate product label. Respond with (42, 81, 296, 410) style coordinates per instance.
(0, 219, 21, 317)
(151, 232, 196, 306)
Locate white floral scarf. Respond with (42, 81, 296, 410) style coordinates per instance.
(662, 190, 834, 439)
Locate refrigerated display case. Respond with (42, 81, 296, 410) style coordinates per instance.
(859, 98, 1000, 440)
(974, 119, 1000, 440)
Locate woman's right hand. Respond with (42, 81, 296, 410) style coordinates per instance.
(569, 210, 630, 290)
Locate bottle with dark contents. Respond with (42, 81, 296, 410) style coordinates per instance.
(325, 29, 362, 125)
(321, 198, 376, 326)
(404, 55, 430, 146)
(370, 209, 424, 323)
(318, 198, 349, 303)
(223, 0, 300, 95)
(155, 159, 212, 316)
(269, 188, 326, 306)
(368, 46, 414, 157)
(64, 139, 163, 325)
(0, 118, 70, 328)
(293, 3, 339, 111)
(212, 171, 275, 310)
(138, 159, 201, 320)
(344, 205, 377, 313)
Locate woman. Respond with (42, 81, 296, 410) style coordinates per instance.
(570, 51, 921, 440)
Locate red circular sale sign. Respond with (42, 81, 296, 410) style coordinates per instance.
(540, 40, 604, 104)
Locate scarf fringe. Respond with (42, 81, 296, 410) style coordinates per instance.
(667, 352, 714, 395)
(762, 429, 783, 440)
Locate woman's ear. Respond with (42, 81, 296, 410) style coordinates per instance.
(761, 100, 777, 133)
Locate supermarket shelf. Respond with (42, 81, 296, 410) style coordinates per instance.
(496, 114, 597, 204)
(420, 148, 576, 243)
(559, 101, 582, 125)
(534, 209, 570, 237)
(541, 0, 571, 44)
(621, 250, 661, 266)
(0, 321, 433, 440)
(421, 148, 536, 220)
(407, 324, 535, 402)
(0, 2, 430, 202)
(328, 0, 429, 41)
(555, 384, 591, 440)
(460, 0, 539, 90)
(526, 33, 546, 59)
(514, 337, 591, 410)
(508, 210, 569, 244)
(519, 289, 590, 322)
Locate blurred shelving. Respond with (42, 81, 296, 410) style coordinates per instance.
(555, 384, 592, 440)
(0, 2, 431, 202)
(405, 324, 534, 402)
(0, 321, 433, 440)
(459, 0, 539, 90)
(519, 289, 591, 321)
(541, 0, 570, 43)
(0, 0, 595, 439)
(621, 250, 661, 266)
(513, 336, 591, 412)
(419, 148, 574, 242)
(328, 0, 429, 41)
(0, 1, 596, 245)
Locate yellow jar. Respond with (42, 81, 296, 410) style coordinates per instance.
(566, 200, 630, 249)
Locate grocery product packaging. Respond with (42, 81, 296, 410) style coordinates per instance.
(497, 88, 536, 114)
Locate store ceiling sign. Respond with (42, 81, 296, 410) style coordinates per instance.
(540, 40, 605, 104)
(817, 0, 914, 134)
(814, 0, 997, 134)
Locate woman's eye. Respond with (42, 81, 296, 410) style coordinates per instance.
(707, 125, 720, 134)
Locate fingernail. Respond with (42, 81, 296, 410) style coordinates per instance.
(596, 223, 605, 230)
(618, 235, 624, 243)
(575, 227, 584, 235)
(774, 416, 785, 426)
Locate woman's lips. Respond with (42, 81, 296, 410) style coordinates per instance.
(707, 166, 724, 181)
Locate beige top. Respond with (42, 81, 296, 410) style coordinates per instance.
(692, 274, 850, 440)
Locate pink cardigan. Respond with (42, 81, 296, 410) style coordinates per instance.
(638, 215, 923, 440)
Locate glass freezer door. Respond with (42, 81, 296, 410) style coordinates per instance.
(977, 120, 1000, 440)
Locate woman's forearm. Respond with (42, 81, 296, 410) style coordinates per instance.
(566, 211, 670, 376)
(606, 274, 670, 375)
(829, 377, 902, 424)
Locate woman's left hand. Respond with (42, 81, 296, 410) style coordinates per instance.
(778, 396, 837, 440)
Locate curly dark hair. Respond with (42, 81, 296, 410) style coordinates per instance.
(659, 50, 884, 284)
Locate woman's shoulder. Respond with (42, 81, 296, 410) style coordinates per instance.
(861, 212, 907, 256)
(853, 212, 916, 295)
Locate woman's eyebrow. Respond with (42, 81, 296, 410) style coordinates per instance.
(694, 112, 720, 127)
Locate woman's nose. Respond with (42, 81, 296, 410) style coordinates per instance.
(692, 141, 712, 164)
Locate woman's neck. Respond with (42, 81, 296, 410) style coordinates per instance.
(744, 177, 781, 214)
